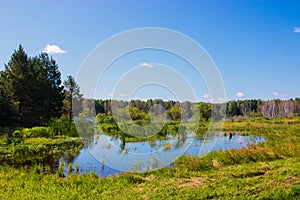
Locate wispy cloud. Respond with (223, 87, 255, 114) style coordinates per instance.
(294, 27, 300, 33)
(236, 92, 244, 98)
(43, 44, 66, 54)
(272, 92, 286, 98)
(140, 62, 154, 68)
(203, 94, 210, 99)
(119, 92, 129, 97)
(203, 94, 225, 103)
(215, 97, 226, 103)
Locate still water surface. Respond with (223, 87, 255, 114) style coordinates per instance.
(62, 132, 265, 177)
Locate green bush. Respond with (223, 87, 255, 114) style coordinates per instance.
(19, 127, 51, 138)
(30, 127, 51, 137)
(101, 124, 116, 133)
(11, 127, 51, 138)
(12, 130, 23, 138)
(48, 118, 78, 137)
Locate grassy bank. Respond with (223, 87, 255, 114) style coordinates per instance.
(0, 157, 299, 199)
(0, 119, 299, 199)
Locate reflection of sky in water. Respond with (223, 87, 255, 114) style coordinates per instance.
(65, 132, 265, 177)
(88, 132, 195, 173)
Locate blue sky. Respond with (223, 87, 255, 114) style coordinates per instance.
(0, 0, 300, 101)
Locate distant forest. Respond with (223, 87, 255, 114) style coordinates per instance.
(94, 98, 300, 119)
(1, 45, 300, 128)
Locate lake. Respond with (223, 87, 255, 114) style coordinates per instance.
(61, 132, 265, 177)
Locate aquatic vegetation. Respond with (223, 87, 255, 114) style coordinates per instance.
(163, 142, 171, 151)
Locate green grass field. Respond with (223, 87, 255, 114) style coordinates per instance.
(0, 119, 299, 199)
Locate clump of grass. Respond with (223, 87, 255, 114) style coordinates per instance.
(163, 142, 171, 151)
(57, 162, 65, 178)
(44, 165, 51, 173)
(75, 161, 79, 173)
(89, 171, 98, 179)
(212, 158, 222, 168)
(32, 164, 42, 175)
(132, 161, 141, 172)
(68, 162, 73, 173)
(149, 139, 156, 147)
(124, 148, 129, 154)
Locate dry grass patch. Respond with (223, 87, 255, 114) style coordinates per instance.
(175, 177, 207, 188)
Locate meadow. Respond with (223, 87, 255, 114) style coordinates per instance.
(0, 118, 299, 199)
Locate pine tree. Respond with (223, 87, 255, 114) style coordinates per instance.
(63, 75, 83, 120)
(3, 45, 64, 127)
(38, 53, 64, 123)
(4, 45, 36, 126)
(0, 71, 17, 126)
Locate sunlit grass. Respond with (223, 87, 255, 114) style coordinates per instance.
(0, 118, 299, 199)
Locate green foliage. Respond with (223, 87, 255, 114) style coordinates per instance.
(26, 127, 51, 138)
(100, 123, 117, 133)
(95, 113, 106, 124)
(0, 71, 17, 126)
(167, 106, 181, 120)
(12, 130, 23, 138)
(63, 75, 83, 120)
(68, 162, 73, 172)
(48, 117, 78, 137)
(75, 161, 80, 173)
(129, 107, 148, 121)
(32, 164, 42, 174)
(12, 127, 51, 138)
(38, 53, 65, 121)
(197, 102, 212, 121)
(1, 45, 64, 127)
(57, 161, 65, 178)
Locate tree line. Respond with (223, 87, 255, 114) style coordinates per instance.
(94, 98, 300, 120)
(226, 99, 300, 118)
(1, 45, 300, 128)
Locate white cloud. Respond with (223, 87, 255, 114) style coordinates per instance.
(294, 27, 300, 33)
(272, 92, 286, 98)
(203, 94, 210, 99)
(202, 94, 225, 103)
(119, 93, 129, 97)
(43, 44, 66, 54)
(108, 92, 113, 97)
(210, 97, 226, 103)
(140, 62, 154, 68)
(236, 92, 244, 98)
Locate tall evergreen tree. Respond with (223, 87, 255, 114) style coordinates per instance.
(63, 75, 83, 120)
(3, 45, 64, 127)
(38, 53, 64, 123)
(0, 71, 17, 126)
(4, 45, 36, 126)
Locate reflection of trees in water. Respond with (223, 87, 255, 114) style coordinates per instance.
(118, 121, 164, 139)
(74, 119, 95, 147)
(1, 150, 78, 173)
(60, 151, 77, 168)
(174, 125, 188, 149)
(119, 133, 126, 151)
